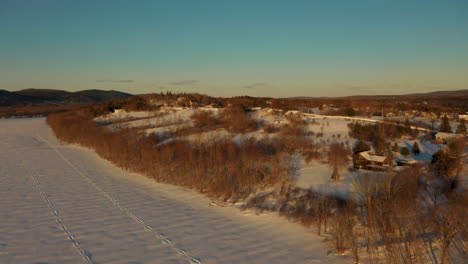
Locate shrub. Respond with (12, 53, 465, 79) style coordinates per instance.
(400, 146, 410, 156)
(392, 142, 399, 152)
(439, 115, 452, 133)
(262, 121, 280, 133)
(412, 142, 420, 154)
(219, 106, 257, 133)
(456, 119, 467, 134)
(191, 110, 218, 128)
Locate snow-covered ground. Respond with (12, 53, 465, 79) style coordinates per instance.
(304, 117, 355, 147)
(93, 109, 445, 198)
(394, 138, 444, 161)
(0, 118, 351, 264)
(94, 110, 155, 122)
(295, 159, 355, 195)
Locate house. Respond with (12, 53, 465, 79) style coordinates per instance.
(266, 109, 283, 116)
(249, 107, 262, 111)
(434, 132, 463, 144)
(285, 110, 303, 118)
(421, 112, 438, 119)
(353, 151, 393, 171)
(441, 113, 454, 119)
(112, 108, 124, 114)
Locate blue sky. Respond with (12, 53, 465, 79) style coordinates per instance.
(1, 0, 467, 97)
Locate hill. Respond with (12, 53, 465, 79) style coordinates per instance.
(405, 89, 468, 97)
(0, 90, 40, 106)
(288, 89, 468, 100)
(0, 89, 133, 107)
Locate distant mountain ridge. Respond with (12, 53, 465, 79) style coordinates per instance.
(288, 89, 468, 99)
(404, 89, 468, 97)
(0, 89, 133, 107)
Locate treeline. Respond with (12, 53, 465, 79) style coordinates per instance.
(75, 91, 467, 122)
(348, 120, 419, 141)
(47, 106, 293, 202)
(190, 106, 258, 133)
(47, 100, 321, 203)
(0, 105, 81, 118)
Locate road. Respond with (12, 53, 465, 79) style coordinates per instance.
(0, 118, 350, 264)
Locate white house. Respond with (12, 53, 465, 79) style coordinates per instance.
(284, 110, 303, 118)
(435, 132, 463, 143)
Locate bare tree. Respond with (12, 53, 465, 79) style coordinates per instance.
(328, 143, 349, 182)
(431, 205, 463, 264)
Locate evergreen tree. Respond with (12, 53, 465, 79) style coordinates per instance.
(404, 117, 411, 134)
(412, 142, 420, 155)
(456, 119, 467, 134)
(353, 140, 371, 154)
(392, 142, 399, 152)
(439, 115, 452, 133)
(400, 146, 410, 156)
(374, 137, 386, 155)
(431, 140, 464, 179)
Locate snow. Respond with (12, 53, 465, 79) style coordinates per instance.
(304, 118, 356, 147)
(0, 118, 350, 264)
(294, 159, 356, 196)
(144, 123, 192, 135)
(112, 108, 196, 129)
(358, 151, 388, 163)
(395, 139, 444, 162)
(295, 158, 391, 198)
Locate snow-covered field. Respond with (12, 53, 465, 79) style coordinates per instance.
(0, 118, 351, 264)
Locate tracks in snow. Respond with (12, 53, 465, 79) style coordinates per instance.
(30, 170, 94, 264)
(38, 136, 202, 264)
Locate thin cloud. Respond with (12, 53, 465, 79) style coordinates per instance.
(425, 86, 444, 91)
(243, 82, 267, 89)
(348, 86, 367, 91)
(168, 80, 199, 86)
(96, 80, 134, 83)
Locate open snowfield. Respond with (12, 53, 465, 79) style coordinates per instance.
(0, 118, 351, 264)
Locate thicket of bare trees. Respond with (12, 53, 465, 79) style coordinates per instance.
(190, 106, 257, 134)
(47, 106, 294, 202)
(245, 164, 467, 264)
(0, 105, 81, 118)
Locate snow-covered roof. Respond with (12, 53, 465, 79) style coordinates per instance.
(285, 110, 302, 115)
(435, 132, 462, 139)
(358, 151, 388, 163)
(267, 109, 282, 113)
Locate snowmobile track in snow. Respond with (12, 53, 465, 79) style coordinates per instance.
(39, 136, 202, 264)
